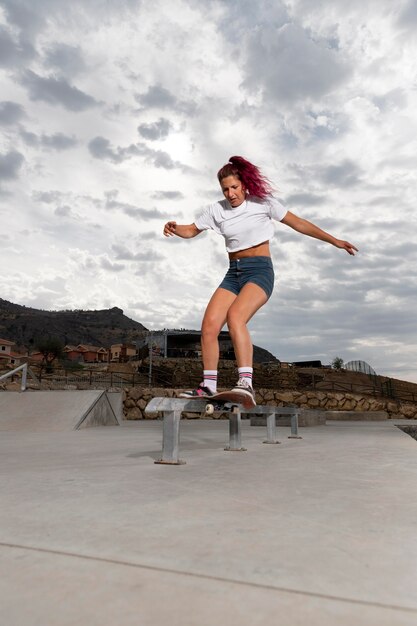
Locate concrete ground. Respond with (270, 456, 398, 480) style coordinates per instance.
(1, 418, 417, 626)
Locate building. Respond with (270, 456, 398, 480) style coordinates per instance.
(0, 338, 14, 358)
(141, 330, 235, 359)
(63, 344, 108, 363)
(0, 338, 27, 368)
(28, 351, 44, 364)
(109, 343, 137, 363)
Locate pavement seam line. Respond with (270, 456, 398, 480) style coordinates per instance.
(1, 541, 416, 615)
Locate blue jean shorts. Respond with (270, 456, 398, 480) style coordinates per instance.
(218, 256, 275, 299)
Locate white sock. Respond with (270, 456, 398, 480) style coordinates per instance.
(203, 370, 217, 393)
(238, 367, 253, 386)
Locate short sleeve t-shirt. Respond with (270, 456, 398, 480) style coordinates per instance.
(194, 195, 287, 253)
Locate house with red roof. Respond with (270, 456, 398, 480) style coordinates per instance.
(0, 338, 27, 368)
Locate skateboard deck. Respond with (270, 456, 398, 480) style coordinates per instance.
(204, 389, 256, 412)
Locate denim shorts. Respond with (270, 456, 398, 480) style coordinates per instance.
(218, 256, 275, 299)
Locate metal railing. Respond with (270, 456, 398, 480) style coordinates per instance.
(307, 377, 417, 403)
(4, 363, 416, 404)
(34, 367, 170, 388)
(37, 370, 135, 388)
(0, 363, 41, 391)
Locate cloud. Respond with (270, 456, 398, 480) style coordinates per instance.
(242, 23, 352, 104)
(138, 117, 173, 140)
(112, 243, 164, 262)
(397, 0, 417, 28)
(0, 150, 24, 181)
(21, 129, 78, 150)
(88, 136, 123, 162)
(151, 190, 184, 200)
(289, 159, 363, 189)
(0, 101, 26, 125)
(43, 43, 86, 77)
(135, 84, 177, 108)
(320, 160, 363, 188)
(0, 1, 416, 382)
(104, 190, 170, 220)
(0, 24, 35, 67)
(20, 70, 99, 111)
(88, 136, 191, 171)
(32, 190, 64, 204)
(100, 257, 126, 272)
(54, 205, 73, 217)
(0, 26, 21, 67)
(40, 132, 78, 150)
(135, 84, 197, 115)
(32, 188, 169, 223)
(373, 88, 407, 114)
(285, 192, 326, 207)
(0, 0, 45, 40)
(19, 129, 38, 146)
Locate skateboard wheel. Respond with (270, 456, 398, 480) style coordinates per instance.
(205, 403, 214, 415)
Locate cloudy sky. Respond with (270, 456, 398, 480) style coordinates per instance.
(1, 0, 417, 382)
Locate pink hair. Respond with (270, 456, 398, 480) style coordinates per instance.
(217, 155, 273, 199)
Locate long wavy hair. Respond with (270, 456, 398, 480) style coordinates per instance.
(217, 156, 273, 199)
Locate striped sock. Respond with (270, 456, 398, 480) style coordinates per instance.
(203, 370, 218, 393)
(238, 367, 253, 386)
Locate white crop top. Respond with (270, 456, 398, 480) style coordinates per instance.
(194, 195, 287, 253)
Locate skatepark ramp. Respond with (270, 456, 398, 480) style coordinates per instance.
(0, 390, 122, 432)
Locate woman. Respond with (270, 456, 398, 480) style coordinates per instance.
(163, 155, 357, 402)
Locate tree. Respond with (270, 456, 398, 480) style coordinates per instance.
(35, 337, 64, 372)
(332, 356, 344, 370)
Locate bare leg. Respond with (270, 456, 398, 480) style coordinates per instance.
(226, 283, 268, 367)
(201, 288, 237, 370)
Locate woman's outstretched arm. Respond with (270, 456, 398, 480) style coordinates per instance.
(281, 211, 358, 256)
(163, 221, 202, 239)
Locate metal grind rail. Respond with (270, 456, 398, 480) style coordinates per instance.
(145, 397, 301, 465)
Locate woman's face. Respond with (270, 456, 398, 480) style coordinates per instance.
(220, 175, 246, 207)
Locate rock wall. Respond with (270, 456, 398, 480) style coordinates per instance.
(3, 377, 416, 420)
(143, 358, 299, 389)
(123, 387, 417, 420)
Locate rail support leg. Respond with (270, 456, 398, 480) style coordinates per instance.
(154, 410, 186, 465)
(263, 412, 281, 444)
(225, 409, 247, 451)
(288, 410, 302, 439)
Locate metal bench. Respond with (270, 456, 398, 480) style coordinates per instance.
(144, 397, 301, 465)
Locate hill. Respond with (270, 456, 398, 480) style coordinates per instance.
(0, 299, 278, 362)
(0, 299, 148, 348)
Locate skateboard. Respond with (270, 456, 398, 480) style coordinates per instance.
(203, 389, 256, 414)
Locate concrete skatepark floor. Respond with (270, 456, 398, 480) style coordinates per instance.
(1, 418, 417, 625)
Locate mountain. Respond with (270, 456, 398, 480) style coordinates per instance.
(0, 299, 148, 348)
(0, 299, 278, 361)
(252, 345, 278, 363)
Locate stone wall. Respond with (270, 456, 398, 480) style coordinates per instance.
(123, 387, 417, 420)
(143, 357, 299, 389)
(3, 376, 416, 420)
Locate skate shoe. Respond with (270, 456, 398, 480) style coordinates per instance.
(179, 383, 214, 398)
(232, 378, 255, 402)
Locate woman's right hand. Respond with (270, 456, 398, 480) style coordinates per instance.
(163, 221, 177, 237)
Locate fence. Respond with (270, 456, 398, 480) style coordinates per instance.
(34, 365, 172, 388)
(307, 376, 417, 404)
(4, 363, 417, 405)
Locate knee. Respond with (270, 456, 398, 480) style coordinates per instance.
(226, 308, 245, 333)
(201, 315, 222, 340)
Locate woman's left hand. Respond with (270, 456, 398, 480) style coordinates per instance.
(335, 240, 358, 256)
